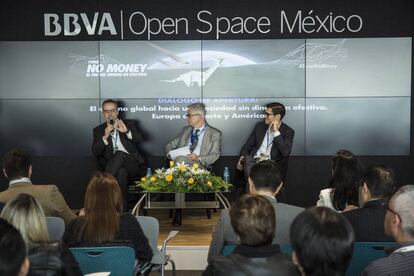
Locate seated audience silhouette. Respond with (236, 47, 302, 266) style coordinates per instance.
(316, 149, 364, 212)
(0, 148, 76, 224)
(290, 207, 355, 276)
(208, 160, 303, 263)
(63, 172, 153, 263)
(363, 185, 414, 275)
(204, 194, 300, 276)
(0, 218, 29, 276)
(343, 165, 396, 242)
(1, 193, 82, 275)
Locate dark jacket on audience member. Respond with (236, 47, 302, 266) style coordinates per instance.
(203, 244, 300, 276)
(29, 242, 82, 276)
(342, 199, 393, 242)
(63, 213, 153, 263)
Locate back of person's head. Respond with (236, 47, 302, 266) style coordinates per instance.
(2, 149, 31, 180)
(290, 207, 354, 276)
(362, 165, 395, 200)
(0, 194, 49, 247)
(81, 172, 122, 243)
(230, 194, 275, 246)
(391, 185, 414, 239)
(265, 102, 286, 119)
(330, 149, 365, 211)
(249, 160, 283, 193)
(0, 218, 29, 276)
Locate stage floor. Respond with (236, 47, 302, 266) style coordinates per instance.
(144, 209, 220, 246)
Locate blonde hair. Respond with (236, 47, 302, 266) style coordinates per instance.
(0, 193, 49, 247)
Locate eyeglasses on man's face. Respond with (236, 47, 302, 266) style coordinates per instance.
(103, 109, 117, 115)
(264, 112, 276, 117)
(186, 113, 202, 118)
(382, 201, 402, 223)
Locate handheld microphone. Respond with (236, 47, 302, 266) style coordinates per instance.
(109, 119, 114, 125)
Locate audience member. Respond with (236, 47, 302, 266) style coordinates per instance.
(343, 165, 396, 242)
(63, 172, 153, 263)
(1, 193, 82, 276)
(204, 194, 300, 276)
(208, 160, 303, 263)
(316, 149, 364, 212)
(363, 185, 414, 275)
(0, 218, 29, 276)
(0, 148, 76, 224)
(290, 207, 355, 276)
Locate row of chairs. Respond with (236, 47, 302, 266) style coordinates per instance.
(222, 242, 393, 276)
(46, 216, 178, 276)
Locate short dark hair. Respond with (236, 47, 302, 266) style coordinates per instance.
(249, 160, 283, 193)
(362, 165, 395, 199)
(101, 99, 118, 109)
(290, 207, 354, 276)
(2, 148, 31, 179)
(230, 194, 275, 246)
(0, 218, 27, 276)
(266, 102, 286, 119)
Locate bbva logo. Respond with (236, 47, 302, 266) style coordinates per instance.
(44, 13, 117, 36)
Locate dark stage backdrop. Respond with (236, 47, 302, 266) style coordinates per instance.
(0, 0, 413, 208)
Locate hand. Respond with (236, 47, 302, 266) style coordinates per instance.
(236, 156, 244, 171)
(187, 153, 199, 161)
(103, 123, 114, 139)
(269, 118, 281, 133)
(78, 208, 85, 216)
(115, 119, 128, 133)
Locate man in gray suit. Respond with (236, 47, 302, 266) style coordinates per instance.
(165, 102, 221, 169)
(207, 160, 303, 263)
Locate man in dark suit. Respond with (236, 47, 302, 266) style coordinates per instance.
(207, 160, 303, 263)
(342, 165, 396, 242)
(237, 102, 294, 182)
(92, 99, 146, 206)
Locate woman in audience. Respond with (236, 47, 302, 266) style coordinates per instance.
(1, 193, 82, 276)
(63, 172, 153, 263)
(316, 149, 364, 212)
(203, 194, 300, 276)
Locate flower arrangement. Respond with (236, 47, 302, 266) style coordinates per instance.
(136, 161, 232, 193)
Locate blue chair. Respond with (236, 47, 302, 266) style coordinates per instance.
(345, 242, 394, 276)
(45, 216, 65, 241)
(70, 246, 135, 276)
(222, 244, 292, 256)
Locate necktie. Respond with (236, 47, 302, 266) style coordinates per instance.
(190, 129, 200, 153)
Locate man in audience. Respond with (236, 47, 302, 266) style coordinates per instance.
(0, 149, 76, 224)
(343, 165, 396, 241)
(204, 194, 300, 275)
(92, 99, 146, 208)
(363, 185, 414, 275)
(0, 218, 30, 276)
(207, 160, 303, 263)
(165, 102, 221, 169)
(290, 207, 355, 276)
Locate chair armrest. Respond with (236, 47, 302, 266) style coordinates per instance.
(161, 231, 179, 253)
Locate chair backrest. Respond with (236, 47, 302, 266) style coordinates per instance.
(345, 242, 394, 276)
(222, 244, 293, 256)
(136, 216, 160, 253)
(46, 216, 65, 241)
(70, 246, 135, 276)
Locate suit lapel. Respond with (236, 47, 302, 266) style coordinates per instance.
(200, 126, 211, 156)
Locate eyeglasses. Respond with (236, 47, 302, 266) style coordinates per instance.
(382, 201, 402, 222)
(186, 113, 201, 118)
(264, 112, 276, 117)
(103, 109, 117, 114)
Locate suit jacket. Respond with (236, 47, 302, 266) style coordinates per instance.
(207, 196, 303, 263)
(92, 119, 144, 168)
(342, 199, 393, 242)
(0, 181, 76, 224)
(240, 122, 294, 163)
(165, 124, 221, 167)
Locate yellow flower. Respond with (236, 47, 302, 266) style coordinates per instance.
(207, 181, 213, 188)
(187, 178, 194, 184)
(150, 176, 156, 182)
(179, 165, 186, 172)
(169, 160, 174, 168)
(141, 177, 146, 181)
(165, 175, 173, 182)
(192, 163, 199, 169)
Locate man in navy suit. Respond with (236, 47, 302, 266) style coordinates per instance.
(237, 102, 294, 183)
(92, 99, 146, 207)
